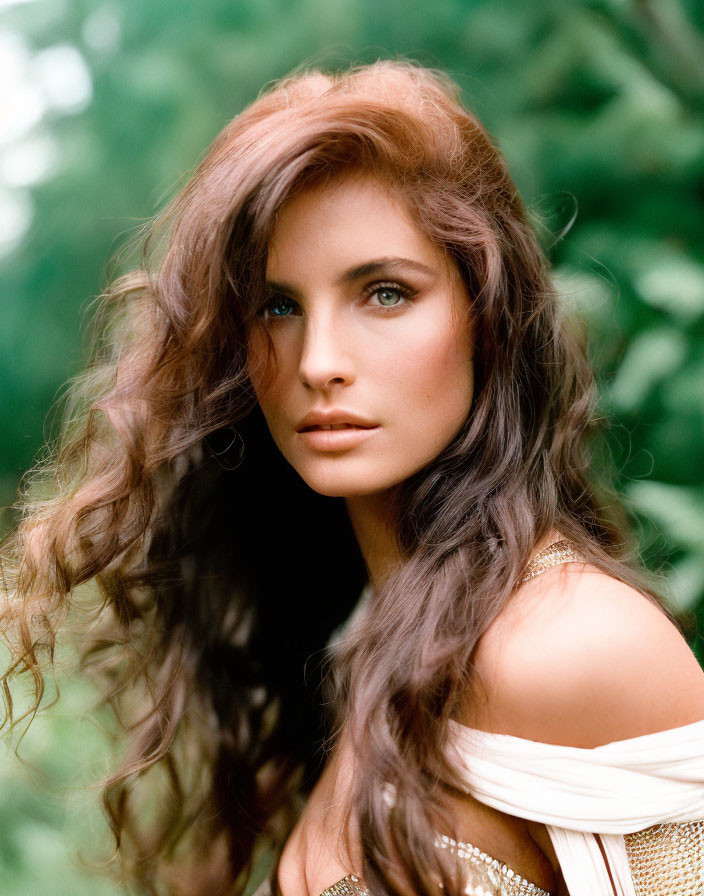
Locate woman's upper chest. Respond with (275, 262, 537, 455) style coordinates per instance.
(276, 740, 560, 896)
(276, 740, 359, 896)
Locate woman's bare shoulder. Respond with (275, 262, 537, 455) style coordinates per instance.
(465, 564, 704, 748)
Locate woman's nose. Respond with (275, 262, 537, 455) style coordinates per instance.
(298, 315, 356, 390)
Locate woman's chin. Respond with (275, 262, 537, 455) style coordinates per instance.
(297, 470, 400, 499)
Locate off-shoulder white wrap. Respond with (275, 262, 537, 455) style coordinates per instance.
(446, 718, 704, 896)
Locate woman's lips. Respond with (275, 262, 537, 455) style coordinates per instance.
(297, 424, 379, 451)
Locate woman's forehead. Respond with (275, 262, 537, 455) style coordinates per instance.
(265, 173, 450, 280)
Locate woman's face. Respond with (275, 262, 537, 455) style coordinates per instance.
(247, 173, 474, 498)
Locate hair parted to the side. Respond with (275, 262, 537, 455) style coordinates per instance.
(0, 59, 677, 896)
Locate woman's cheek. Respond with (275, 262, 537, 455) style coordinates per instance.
(408, 323, 473, 448)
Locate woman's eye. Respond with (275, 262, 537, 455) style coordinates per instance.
(260, 295, 297, 319)
(367, 284, 412, 308)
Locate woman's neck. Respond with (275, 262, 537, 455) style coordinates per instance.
(344, 489, 401, 588)
(343, 498, 566, 588)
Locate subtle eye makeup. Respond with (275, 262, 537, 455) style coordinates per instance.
(362, 281, 417, 308)
(256, 278, 418, 322)
(258, 293, 298, 319)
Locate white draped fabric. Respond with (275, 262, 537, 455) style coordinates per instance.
(446, 718, 704, 896)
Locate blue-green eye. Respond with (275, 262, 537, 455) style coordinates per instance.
(375, 287, 402, 306)
(368, 283, 413, 308)
(260, 295, 297, 319)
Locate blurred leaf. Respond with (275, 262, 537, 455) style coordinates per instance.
(635, 253, 704, 320)
(608, 327, 687, 410)
(627, 480, 704, 554)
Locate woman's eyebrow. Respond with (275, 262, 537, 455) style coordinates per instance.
(336, 257, 437, 284)
(264, 257, 438, 297)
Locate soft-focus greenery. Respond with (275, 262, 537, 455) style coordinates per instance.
(1, 0, 703, 892)
(0, 644, 126, 895)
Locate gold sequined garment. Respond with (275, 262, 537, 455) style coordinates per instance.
(624, 820, 704, 895)
(435, 834, 551, 896)
(318, 875, 370, 896)
(317, 842, 552, 896)
(519, 539, 586, 583)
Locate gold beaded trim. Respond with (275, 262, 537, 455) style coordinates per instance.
(435, 834, 551, 895)
(520, 539, 586, 584)
(316, 838, 552, 896)
(318, 874, 370, 896)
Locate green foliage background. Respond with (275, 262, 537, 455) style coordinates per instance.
(1, 0, 703, 892)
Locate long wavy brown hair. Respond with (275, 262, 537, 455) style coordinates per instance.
(0, 60, 677, 896)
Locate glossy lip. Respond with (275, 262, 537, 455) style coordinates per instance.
(297, 425, 379, 451)
(296, 408, 378, 432)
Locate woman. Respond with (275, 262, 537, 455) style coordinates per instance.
(2, 60, 703, 896)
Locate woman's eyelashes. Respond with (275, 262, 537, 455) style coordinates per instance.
(258, 280, 417, 321)
(363, 281, 416, 309)
(259, 293, 299, 319)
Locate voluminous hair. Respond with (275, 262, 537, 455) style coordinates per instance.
(1, 59, 675, 895)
